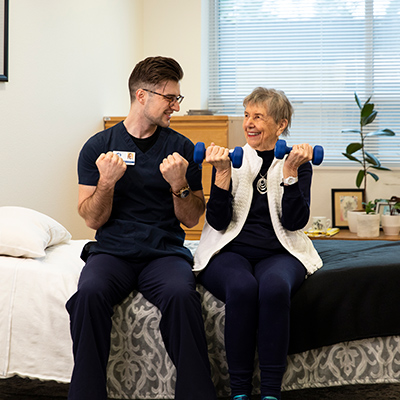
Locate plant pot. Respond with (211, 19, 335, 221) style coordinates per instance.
(381, 214, 400, 236)
(347, 210, 365, 233)
(357, 213, 380, 238)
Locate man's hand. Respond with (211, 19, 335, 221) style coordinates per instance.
(159, 152, 189, 192)
(159, 152, 205, 228)
(96, 151, 127, 188)
(78, 152, 127, 231)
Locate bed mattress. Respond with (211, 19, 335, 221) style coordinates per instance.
(0, 240, 88, 382)
(289, 240, 400, 354)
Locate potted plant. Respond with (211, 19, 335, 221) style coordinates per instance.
(347, 209, 365, 233)
(357, 200, 380, 238)
(342, 93, 395, 192)
(381, 196, 400, 236)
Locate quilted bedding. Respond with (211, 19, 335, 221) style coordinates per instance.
(1, 238, 400, 399)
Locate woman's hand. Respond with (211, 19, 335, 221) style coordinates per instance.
(283, 143, 313, 178)
(205, 143, 231, 171)
(206, 143, 232, 191)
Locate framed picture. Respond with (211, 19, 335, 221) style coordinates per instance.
(375, 200, 390, 226)
(376, 199, 399, 217)
(0, 0, 9, 82)
(331, 189, 365, 228)
(376, 200, 390, 217)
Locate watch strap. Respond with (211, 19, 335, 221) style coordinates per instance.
(171, 185, 190, 198)
(281, 176, 298, 186)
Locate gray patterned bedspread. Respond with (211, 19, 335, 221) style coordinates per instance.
(106, 240, 400, 399)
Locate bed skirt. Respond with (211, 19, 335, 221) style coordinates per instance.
(107, 286, 400, 399)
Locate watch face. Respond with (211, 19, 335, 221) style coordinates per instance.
(180, 189, 190, 198)
(283, 176, 298, 185)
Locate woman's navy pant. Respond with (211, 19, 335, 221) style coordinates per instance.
(197, 251, 305, 399)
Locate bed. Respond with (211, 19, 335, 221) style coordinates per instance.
(1, 206, 400, 399)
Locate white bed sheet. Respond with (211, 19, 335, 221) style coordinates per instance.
(0, 240, 88, 382)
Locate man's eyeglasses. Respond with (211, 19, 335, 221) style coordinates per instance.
(142, 89, 184, 106)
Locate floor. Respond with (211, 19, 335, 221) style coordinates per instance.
(1, 377, 400, 400)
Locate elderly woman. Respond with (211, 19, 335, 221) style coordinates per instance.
(193, 87, 322, 400)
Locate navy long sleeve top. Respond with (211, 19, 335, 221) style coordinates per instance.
(205, 149, 312, 259)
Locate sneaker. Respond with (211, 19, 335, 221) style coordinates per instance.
(232, 396, 250, 400)
(262, 397, 278, 400)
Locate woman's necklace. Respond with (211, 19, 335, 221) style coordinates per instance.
(256, 172, 268, 195)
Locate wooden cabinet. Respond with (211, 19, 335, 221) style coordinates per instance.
(103, 115, 245, 239)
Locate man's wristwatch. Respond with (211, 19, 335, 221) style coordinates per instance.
(171, 185, 190, 198)
(282, 176, 298, 186)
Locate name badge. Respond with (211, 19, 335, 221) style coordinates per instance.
(113, 151, 135, 165)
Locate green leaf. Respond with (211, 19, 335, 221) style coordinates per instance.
(361, 102, 374, 118)
(367, 171, 379, 182)
(371, 165, 391, 171)
(365, 151, 380, 166)
(362, 110, 378, 126)
(355, 92, 362, 109)
(346, 142, 362, 154)
(356, 169, 365, 188)
(342, 152, 362, 164)
(342, 129, 361, 134)
(365, 128, 396, 137)
(363, 199, 376, 214)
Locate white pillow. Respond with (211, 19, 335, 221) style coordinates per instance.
(0, 206, 72, 258)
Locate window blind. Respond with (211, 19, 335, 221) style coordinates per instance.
(208, 0, 400, 165)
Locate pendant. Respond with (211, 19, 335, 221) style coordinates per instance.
(257, 176, 267, 195)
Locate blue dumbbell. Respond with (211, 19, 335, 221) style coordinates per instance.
(274, 139, 324, 166)
(193, 142, 243, 169)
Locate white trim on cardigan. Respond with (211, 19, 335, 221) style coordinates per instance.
(193, 144, 323, 275)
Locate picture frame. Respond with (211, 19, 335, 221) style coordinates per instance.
(376, 199, 399, 217)
(376, 200, 390, 226)
(331, 188, 365, 228)
(0, 0, 9, 82)
(376, 200, 390, 217)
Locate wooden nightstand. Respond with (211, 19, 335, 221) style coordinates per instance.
(311, 229, 400, 241)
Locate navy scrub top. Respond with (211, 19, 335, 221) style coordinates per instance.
(78, 121, 202, 263)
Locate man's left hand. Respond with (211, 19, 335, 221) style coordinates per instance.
(159, 152, 189, 192)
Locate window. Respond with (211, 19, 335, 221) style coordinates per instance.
(208, 0, 400, 165)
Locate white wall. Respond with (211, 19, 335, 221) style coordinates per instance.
(0, 0, 142, 239)
(1, 0, 399, 239)
(141, 0, 204, 113)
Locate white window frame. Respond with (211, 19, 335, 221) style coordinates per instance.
(207, 0, 400, 166)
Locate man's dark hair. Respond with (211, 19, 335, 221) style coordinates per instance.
(128, 56, 184, 102)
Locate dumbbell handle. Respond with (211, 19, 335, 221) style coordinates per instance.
(193, 142, 243, 169)
(274, 139, 324, 166)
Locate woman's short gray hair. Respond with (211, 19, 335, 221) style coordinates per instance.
(243, 87, 294, 136)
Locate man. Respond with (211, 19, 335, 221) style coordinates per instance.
(66, 56, 217, 400)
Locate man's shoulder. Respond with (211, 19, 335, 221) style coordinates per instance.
(83, 121, 125, 149)
(161, 126, 194, 146)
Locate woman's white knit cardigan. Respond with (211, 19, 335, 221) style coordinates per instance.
(193, 144, 323, 276)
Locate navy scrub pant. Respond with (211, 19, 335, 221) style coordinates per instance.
(197, 251, 305, 400)
(66, 253, 217, 400)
